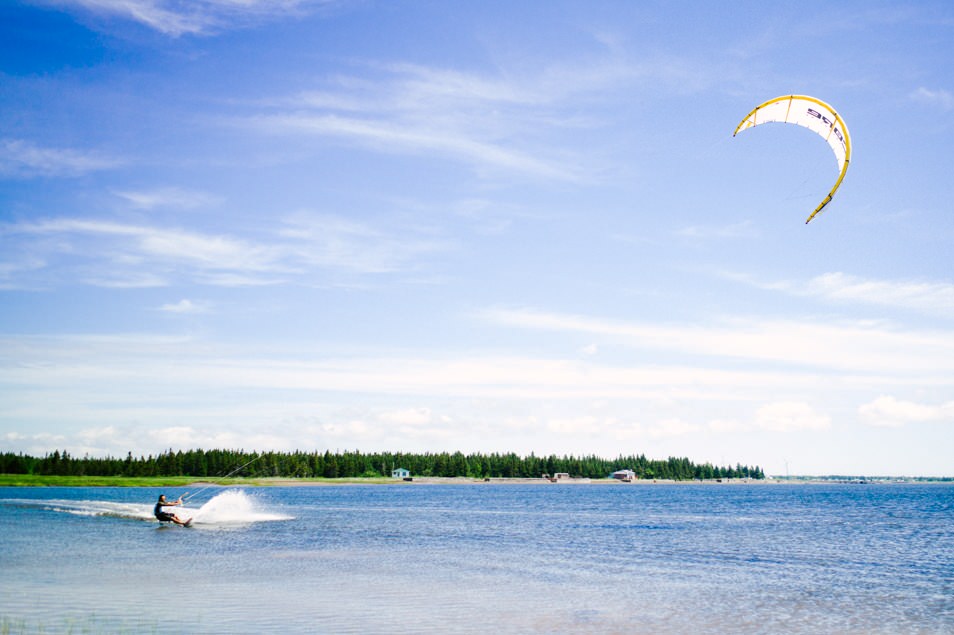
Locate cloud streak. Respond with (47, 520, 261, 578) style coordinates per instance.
(255, 113, 577, 180)
(50, 0, 331, 37)
(0, 138, 122, 178)
(859, 395, 954, 428)
(1, 213, 447, 288)
(158, 299, 210, 314)
(910, 87, 954, 110)
(236, 55, 655, 182)
(724, 270, 954, 318)
(480, 306, 954, 375)
(803, 272, 954, 317)
(112, 187, 223, 211)
(1, 309, 948, 462)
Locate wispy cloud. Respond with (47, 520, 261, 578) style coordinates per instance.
(0, 257, 47, 289)
(0, 327, 902, 458)
(859, 395, 954, 428)
(480, 306, 954, 375)
(255, 113, 577, 180)
(707, 402, 831, 434)
(804, 272, 954, 316)
(727, 271, 954, 318)
(17, 218, 281, 281)
(0, 138, 122, 178)
(910, 87, 954, 110)
(675, 220, 759, 240)
(279, 212, 450, 274)
(113, 187, 223, 211)
(50, 0, 334, 37)
(238, 56, 651, 182)
(0, 333, 816, 405)
(158, 299, 211, 314)
(1, 212, 447, 288)
(754, 401, 830, 431)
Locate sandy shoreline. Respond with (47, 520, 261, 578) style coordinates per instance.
(4, 474, 940, 487)
(199, 476, 949, 486)
(211, 476, 789, 487)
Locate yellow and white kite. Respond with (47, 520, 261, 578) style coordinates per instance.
(734, 95, 851, 224)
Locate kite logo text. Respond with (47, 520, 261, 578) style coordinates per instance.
(806, 108, 845, 145)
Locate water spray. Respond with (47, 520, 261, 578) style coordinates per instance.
(181, 454, 264, 505)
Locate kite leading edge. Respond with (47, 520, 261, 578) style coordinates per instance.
(733, 95, 851, 224)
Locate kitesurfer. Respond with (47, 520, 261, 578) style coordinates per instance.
(154, 494, 191, 526)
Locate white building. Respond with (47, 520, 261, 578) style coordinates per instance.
(391, 468, 410, 479)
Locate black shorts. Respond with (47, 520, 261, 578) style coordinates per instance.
(156, 511, 176, 522)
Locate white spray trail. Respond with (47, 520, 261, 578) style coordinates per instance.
(187, 490, 292, 526)
(0, 491, 292, 526)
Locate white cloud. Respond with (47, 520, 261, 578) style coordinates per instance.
(251, 112, 579, 181)
(707, 405, 830, 434)
(858, 395, 954, 428)
(237, 56, 650, 182)
(544, 415, 676, 442)
(0, 138, 122, 178)
(159, 299, 210, 314)
(52, 0, 329, 37)
(480, 306, 954, 375)
(676, 220, 758, 240)
(804, 272, 954, 317)
(113, 187, 223, 211)
(279, 212, 449, 274)
(86, 272, 169, 289)
(379, 407, 433, 427)
(722, 270, 954, 318)
(647, 418, 701, 438)
(0, 333, 810, 422)
(10, 218, 282, 286)
(0, 326, 894, 461)
(707, 418, 746, 433)
(147, 425, 298, 452)
(0, 257, 47, 289)
(910, 87, 954, 110)
(546, 415, 604, 436)
(1, 213, 445, 288)
(754, 402, 830, 432)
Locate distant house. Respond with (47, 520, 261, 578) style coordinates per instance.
(548, 472, 591, 484)
(392, 468, 410, 479)
(611, 469, 636, 482)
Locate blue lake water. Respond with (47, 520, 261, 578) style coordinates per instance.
(1, 482, 952, 634)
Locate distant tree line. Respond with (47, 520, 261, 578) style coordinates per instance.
(0, 449, 764, 481)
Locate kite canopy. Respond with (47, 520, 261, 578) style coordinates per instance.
(734, 95, 851, 224)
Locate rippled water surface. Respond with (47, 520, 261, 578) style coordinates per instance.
(1, 483, 952, 633)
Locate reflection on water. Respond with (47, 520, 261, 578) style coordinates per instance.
(1, 484, 952, 634)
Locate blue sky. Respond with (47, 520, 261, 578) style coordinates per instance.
(2, 1, 953, 476)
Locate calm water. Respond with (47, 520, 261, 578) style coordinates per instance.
(1, 483, 952, 634)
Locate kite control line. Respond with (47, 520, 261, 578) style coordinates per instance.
(733, 94, 851, 224)
(181, 454, 264, 504)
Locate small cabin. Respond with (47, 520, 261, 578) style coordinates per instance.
(391, 468, 410, 479)
(611, 469, 637, 482)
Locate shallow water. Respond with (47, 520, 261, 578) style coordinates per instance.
(1, 483, 952, 633)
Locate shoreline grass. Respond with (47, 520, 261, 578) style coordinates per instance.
(0, 474, 403, 487)
(2, 474, 948, 487)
